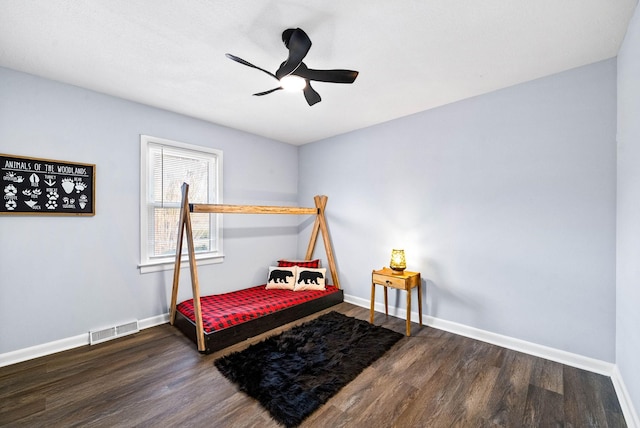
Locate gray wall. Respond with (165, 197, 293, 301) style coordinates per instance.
(0, 67, 299, 354)
(617, 2, 640, 419)
(299, 59, 617, 362)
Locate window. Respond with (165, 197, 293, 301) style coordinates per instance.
(139, 135, 223, 273)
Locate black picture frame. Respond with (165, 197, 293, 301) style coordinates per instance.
(1, 153, 96, 216)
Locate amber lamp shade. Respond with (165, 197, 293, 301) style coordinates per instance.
(389, 249, 406, 273)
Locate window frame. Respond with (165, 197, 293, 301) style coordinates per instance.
(139, 135, 223, 273)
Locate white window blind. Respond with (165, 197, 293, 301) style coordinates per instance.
(140, 135, 222, 272)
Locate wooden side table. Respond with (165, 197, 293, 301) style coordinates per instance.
(370, 267, 422, 336)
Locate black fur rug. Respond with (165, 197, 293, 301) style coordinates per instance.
(214, 311, 403, 427)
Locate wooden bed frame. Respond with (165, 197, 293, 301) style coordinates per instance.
(169, 183, 343, 353)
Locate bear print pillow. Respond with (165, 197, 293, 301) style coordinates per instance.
(266, 266, 297, 290)
(294, 267, 326, 291)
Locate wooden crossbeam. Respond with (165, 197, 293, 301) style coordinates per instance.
(190, 203, 317, 215)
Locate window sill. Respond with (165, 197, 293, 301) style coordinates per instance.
(138, 254, 224, 274)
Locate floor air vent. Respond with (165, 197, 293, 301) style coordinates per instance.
(90, 320, 139, 345)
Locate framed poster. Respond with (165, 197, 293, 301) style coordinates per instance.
(1, 153, 95, 216)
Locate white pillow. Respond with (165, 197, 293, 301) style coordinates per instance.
(266, 266, 297, 290)
(294, 267, 326, 291)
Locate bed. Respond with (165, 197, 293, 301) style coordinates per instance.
(173, 285, 343, 353)
(170, 183, 343, 353)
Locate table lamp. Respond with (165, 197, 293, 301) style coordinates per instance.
(389, 249, 406, 273)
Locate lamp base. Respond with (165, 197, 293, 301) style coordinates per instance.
(390, 267, 405, 275)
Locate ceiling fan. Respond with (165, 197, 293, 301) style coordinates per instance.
(226, 28, 359, 106)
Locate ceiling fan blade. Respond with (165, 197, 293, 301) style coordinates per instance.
(253, 87, 283, 96)
(293, 63, 359, 84)
(275, 28, 312, 80)
(302, 82, 321, 106)
(225, 53, 278, 80)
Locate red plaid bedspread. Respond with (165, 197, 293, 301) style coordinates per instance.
(176, 285, 340, 333)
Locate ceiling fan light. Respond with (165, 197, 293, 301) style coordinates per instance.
(280, 75, 306, 91)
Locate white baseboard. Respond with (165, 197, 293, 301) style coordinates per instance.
(0, 296, 619, 377)
(611, 365, 640, 428)
(0, 313, 170, 368)
(138, 313, 170, 330)
(344, 293, 614, 375)
(0, 333, 90, 368)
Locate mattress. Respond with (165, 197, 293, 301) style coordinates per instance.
(176, 285, 342, 334)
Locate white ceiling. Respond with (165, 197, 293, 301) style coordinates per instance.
(0, 1, 636, 145)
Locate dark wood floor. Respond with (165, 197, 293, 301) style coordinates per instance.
(0, 303, 627, 427)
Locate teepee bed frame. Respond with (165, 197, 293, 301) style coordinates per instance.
(170, 183, 343, 354)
